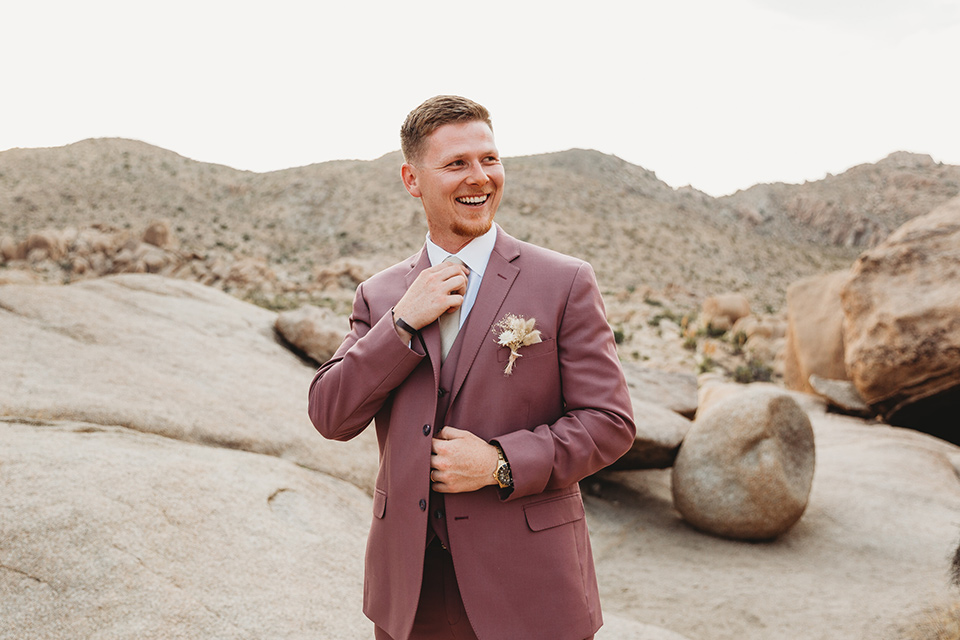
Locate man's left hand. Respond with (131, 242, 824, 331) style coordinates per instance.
(430, 427, 498, 493)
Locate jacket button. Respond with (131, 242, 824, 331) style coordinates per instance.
(419, 499, 427, 511)
(434, 509, 444, 519)
(438, 388, 446, 398)
(422, 424, 431, 436)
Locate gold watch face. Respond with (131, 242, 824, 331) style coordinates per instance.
(496, 462, 512, 487)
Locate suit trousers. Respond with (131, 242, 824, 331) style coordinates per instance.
(373, 539, 597, 640)
(374, 539, 478, 640)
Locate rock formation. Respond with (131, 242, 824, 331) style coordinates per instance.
(1, 275, 959, 639)
(841, 195, 960, 439)
(275, 304, 349, 364)
(672, 388, 815, 540)
(782, 270, 849, 395)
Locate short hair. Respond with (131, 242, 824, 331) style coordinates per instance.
(400, 95, 492, 164)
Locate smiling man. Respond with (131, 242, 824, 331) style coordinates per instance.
(308, 95, 635, 640)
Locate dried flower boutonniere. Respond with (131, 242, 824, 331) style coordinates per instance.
(492, 314, 542, 375)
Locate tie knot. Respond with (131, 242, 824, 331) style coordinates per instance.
(443, 255, 465, 267)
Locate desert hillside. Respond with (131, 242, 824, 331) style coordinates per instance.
(8, 139, 954, 312)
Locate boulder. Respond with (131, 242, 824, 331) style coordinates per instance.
(841, 195, 960, 437)
(808, 374, 872, 416)
(620, 361, 698, 418)
(783, 270, 849, 394)
(275, 305, 349, 364)
(672, 388, 815, 540)
(0, 274, 378, 493)
(605, 399, 692, 470)
(0, 418, 371, 640)
(696, 373, 825, 418)
(701, 293, 751, 332)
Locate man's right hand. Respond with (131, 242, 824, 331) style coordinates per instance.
(393, 262, 470, 342)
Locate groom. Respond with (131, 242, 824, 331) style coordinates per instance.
(308, 95, 635, 640)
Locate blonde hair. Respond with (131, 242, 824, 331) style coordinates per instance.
(400, 95, 492, 164)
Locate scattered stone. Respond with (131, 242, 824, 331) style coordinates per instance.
(701, 293, 751, 332)
(672, 387, 816, 540)
(142, 219, 173, 248)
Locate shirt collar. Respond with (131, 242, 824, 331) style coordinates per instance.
(425, 225, 497, 277)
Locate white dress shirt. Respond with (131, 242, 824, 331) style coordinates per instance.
(425, 225, 498, 330)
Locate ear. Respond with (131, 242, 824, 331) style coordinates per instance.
(401, 163, 422, 198)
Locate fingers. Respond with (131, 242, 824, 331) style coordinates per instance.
(394, 263, 470, 329)
(434, 426, 465, 440)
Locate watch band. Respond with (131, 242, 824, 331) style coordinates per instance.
(493, 443, 513, 489)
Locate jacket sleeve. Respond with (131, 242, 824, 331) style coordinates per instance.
(493, 262, 636, 500)
(307, 281, 424, 442)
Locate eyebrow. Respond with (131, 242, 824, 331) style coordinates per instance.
(436, 149, 499, 165)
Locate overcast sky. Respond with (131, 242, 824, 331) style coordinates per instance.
(3, 0, 959, 196)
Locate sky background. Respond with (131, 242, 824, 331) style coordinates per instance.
(2, 0, 959, 197)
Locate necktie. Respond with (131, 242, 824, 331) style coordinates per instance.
(439, 256, 465, 361)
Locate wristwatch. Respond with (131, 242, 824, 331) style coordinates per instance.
(493, 444, 513, 489)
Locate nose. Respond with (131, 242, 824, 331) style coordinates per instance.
(465, 160, 489, 186)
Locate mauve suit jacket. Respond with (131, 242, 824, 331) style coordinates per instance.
(308, 226, 636, 640)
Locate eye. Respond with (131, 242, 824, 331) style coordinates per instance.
(483, 155, 500, 164)
(446, 159, 465, 168)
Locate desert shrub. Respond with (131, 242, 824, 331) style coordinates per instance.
(698, 323, 727, 339)
(731, 330, 748, 355)
(613, 326, 626, 344)
(697, 356, 715, 374)
(733, 359, 773, 383)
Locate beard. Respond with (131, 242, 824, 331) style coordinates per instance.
(451, 215, 494, 240)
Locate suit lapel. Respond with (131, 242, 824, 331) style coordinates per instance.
(448, 230, 521, 404)
(405, 248, 443, 385)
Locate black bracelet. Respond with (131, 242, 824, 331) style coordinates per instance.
(394, 315, 420, 337)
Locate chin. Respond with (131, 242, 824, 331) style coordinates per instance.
(452, 218, 494, 239)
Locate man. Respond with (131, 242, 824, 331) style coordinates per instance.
(308, 95, 635, 640)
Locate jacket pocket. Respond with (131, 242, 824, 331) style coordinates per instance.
(373, 488, 387, 519)
(496, 337, 557, 363)
(523, 492, 584, 532)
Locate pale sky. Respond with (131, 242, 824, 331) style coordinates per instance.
(2, 0, 959, 196)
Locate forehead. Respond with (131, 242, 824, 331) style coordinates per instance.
(423, 120, 497, 163)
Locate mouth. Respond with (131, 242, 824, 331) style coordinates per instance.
(456, 194, 489, 206)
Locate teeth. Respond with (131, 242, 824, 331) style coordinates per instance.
(457, 195, 488, 205)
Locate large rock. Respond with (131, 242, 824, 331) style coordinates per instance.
(782, 269, 849, 394)
(620, 362, 698, 419)
(841, 195, 960, 437)
(605, 400, 691, 470)
(275, 304, 349, 364)
(672, 388, 815, 540)
(0, 274, 378, 493)
(0, 418, 371, 640)
(3, 274, 960, 640)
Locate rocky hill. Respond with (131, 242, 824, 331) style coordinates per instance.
(10, 139, 953, 313)
(719, 151, 960, 248)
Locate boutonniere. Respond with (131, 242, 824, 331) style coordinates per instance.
(492, 314, 542, 375)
